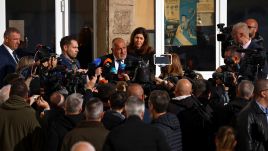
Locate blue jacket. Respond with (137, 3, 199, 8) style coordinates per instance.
(152, 113, 183, 151)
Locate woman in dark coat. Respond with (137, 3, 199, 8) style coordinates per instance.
(127, 27, 155, 75)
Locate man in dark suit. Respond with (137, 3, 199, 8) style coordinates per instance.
(0, 27, 21, 87)
(103, 96, 170, 151)
(231, 22, 267, 81)
(100, 37, 137, 82)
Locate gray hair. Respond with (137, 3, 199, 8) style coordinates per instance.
(71, 141, 95, 151)
(112, 37, 125, 48)
(65, 93, 83, 114)
(238, 80, 254, 98)
(232, 22, 250, 38)
(85, 97, 103, 120)
(125, 96, 145, 117)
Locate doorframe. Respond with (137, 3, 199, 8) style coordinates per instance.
(0, 1, 6, 43)
(55, 0, 69, 54)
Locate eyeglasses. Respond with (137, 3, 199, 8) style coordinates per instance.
(248, 26, 256, 29)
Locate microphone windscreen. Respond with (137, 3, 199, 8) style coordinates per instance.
(93, 58, 101, 67)
(103, 58, 112, 65)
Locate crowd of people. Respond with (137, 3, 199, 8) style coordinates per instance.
(0, 18, 268, 151)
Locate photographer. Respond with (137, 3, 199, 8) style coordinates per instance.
(212, 47, 242, 106)
(154, 53, 183, 97)
(27, 46, 65, 99)
(231, 22, 267, 81)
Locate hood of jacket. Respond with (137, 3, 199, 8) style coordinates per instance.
(1, 95, 31, 110)
(152, 113, 180, 130)
(172, 96, 195, 109)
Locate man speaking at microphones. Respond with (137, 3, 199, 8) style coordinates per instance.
(100, 37, 136, 82)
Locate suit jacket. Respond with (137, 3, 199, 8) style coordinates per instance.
(100, 54, 138, 82)
(102, 115, 170, 151)
(0, 45, 17, 87)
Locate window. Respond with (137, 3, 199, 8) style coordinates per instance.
(164, 0, 216, 71)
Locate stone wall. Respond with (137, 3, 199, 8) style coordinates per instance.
(108, 0, 134, 51)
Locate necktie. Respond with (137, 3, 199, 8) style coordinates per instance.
(12, 51, 19, 63)
(265, 108, 268, 115)
(117, 60, 122, 71)
(117, 60, 124, 80)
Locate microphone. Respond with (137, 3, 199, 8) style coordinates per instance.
(102, 58, 114, 81)
(103, 58, 112, 68)
(87, 58, 102, 79)
(93, 58, 101, 67)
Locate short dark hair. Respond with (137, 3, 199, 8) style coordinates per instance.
(95, 83, 116, 103)
(109, 91, 127, 110)
(60, 36, 77, 50)
(85, 97, 103, 120)
(10, 80, 28, 98)
(4, 27, 20, 38)
(149, 90, 170, 113)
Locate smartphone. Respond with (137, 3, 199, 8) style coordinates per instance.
(154, 54, 172, 66)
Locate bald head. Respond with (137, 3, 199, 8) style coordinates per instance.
(254, 79, 268, 96)
(245, 18, 258, 38)
(174, 79, 192, 96)
(127, 83, 144, 100)
(71, 141, 95, 151)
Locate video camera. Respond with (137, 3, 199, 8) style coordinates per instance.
(217, 23, 235, 58)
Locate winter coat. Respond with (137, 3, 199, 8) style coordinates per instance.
(103, 115, 170, 151)
(0, 95, 42, 151)
(61, 121, 109, 151)
(151, 113, 182, 151)
(46, 113, 84, 151)
(102, 110, 125, 130)
(168, 96, 213, 151)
